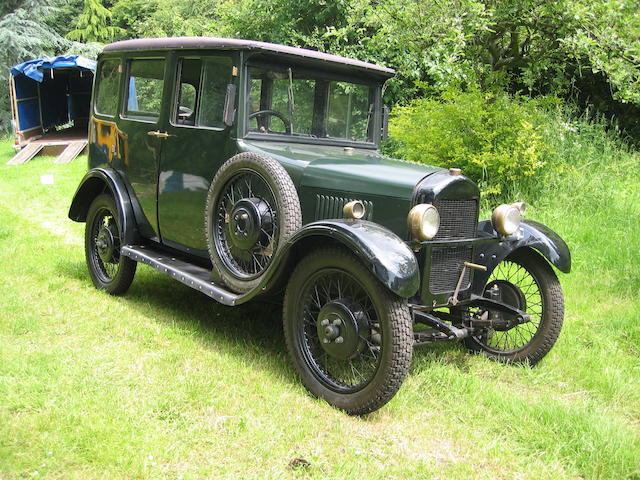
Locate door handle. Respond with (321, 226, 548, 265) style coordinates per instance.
(147, 130, 175, 139)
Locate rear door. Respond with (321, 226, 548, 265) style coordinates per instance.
(9, 75, 43, 145)
(118, 55, 168, 242)
(157, 53, 236, 255)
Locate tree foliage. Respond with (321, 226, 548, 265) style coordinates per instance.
(110, 0, 219, 38)
(2, 0, 640, 138)
(67, 0, 123, 43)
(567, 0, 640, 105)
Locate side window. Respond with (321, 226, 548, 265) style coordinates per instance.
(95, 60, 120, 116)
(173, 56, 232, 129)
(124, 59, 165, 121)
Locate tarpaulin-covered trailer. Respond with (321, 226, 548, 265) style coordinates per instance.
(8, 55, 96, 165)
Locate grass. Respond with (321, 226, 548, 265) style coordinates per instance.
(0, 122, 639, 479)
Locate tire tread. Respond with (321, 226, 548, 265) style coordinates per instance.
(283, 247, 413, 415)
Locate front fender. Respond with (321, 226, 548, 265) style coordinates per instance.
(285, 220, 420, 298)
(68, 167, 139, 244)
(472, 219, 571, 292)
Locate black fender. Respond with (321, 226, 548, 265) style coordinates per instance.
(68, 167, 139, 244)
(267, 220, 420, 299)
(471, 219, 571, 292)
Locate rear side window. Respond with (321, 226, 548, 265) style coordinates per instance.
(95, 60, 120, 116)
(172, 56, 232, 129)
(124, 59, 165, 121)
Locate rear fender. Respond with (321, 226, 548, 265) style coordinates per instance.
(471, 219, 571, 292)
(68, 167, 139, 244)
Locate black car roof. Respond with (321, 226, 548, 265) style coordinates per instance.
(103, 37, 395, 78)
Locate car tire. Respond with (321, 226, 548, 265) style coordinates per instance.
(205, 152, 302, 293)
(463, 249, 564, 365)
(85, 193, 137, 295)
(283, 247, 413, 415)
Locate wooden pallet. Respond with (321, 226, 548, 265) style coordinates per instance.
(7, 143, 45, 165)
(54, 140, 87, 164)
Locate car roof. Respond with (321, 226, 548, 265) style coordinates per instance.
(103, 37, 395, 78)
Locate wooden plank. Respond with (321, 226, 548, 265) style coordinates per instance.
(9, 76, 20, 142)
(7, 143, 44, 165)
(54, 140, 87, 164)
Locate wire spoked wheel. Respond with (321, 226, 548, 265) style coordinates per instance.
(284, 248, 413, 415)
(299, 268, 382, 392)
(213, 169, 278, 279)
(464, 249, 564, 365)
(205, 153, 301, 293)
(84, 194, 136, 295)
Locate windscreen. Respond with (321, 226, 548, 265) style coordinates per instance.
(247, 65, 377, 144)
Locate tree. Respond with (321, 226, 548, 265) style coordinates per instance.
(567, 0, 640, 105)
(66, 0, 123, 43)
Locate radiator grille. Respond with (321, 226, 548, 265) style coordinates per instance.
(419, 198, 478, 294)
(315, 195, 373, 221)
(429, 246, 473, 294)
(433, 199, 478, 240)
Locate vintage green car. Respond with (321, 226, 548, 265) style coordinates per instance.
(69, 37, 571, 415)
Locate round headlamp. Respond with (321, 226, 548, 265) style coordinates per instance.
(408, 204, 440, 241)
(491, 202, 525, 236)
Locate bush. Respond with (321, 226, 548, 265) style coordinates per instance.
(387, 88, 550, 198)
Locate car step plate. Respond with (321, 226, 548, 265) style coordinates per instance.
(121, 245, 240, 306)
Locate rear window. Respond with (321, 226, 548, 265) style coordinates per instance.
(95, 60, 120, 117)
(124, 59, 165, 121)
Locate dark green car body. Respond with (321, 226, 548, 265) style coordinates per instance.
(68, 37, 573, 415)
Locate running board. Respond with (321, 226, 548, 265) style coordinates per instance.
(120, 245, 241, 306)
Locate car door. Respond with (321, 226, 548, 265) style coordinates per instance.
(118, 55, 169, 241)
(157, 53, 237, 255)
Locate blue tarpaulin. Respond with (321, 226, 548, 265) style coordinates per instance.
(11, 55, 96, 82)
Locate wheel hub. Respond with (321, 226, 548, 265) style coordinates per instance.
(484, 279, 527, 330)
(96, 225, 117, 263)
(228, 198, 272, 250)
(316, 300, 368, 360)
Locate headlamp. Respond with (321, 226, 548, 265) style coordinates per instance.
(491, 202, 525, 236)
(408, 204, 440, 241)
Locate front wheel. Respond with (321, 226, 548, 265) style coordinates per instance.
(283, 247, 413, 415)
(463, 249, 564, 365)
(85, 194, 136, 295)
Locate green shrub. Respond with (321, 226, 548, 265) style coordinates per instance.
(388, 88, 550, 198)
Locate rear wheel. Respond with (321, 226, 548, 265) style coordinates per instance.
(463, 249, 563, 365)
(85, 194, 136, 295)
(283, 247, 413, 415)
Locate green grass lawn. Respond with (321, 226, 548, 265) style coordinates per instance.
(0, 139, 638, 479)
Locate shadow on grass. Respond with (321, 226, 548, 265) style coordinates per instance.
(57, 259, 474, 385)
(57, 259, 293, 374)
